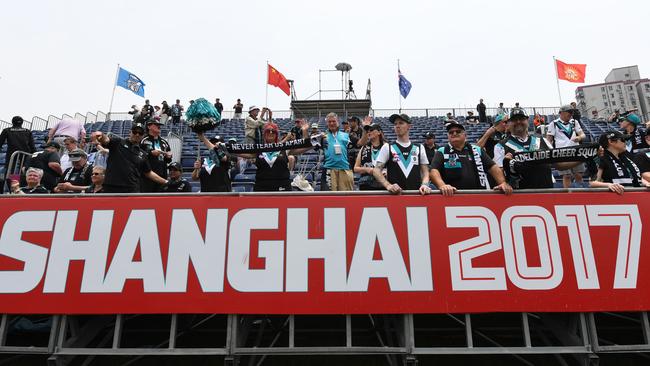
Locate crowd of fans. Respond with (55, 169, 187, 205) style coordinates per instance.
(1, 100, 649, 196)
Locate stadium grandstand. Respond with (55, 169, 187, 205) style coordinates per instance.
(0, 103, 649, 366)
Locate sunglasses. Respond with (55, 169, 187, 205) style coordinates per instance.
(447, 129, 464, 135)
(92, 172, 104, 176)
(608, 137, 623, 142)
(265, 130, 277, 134)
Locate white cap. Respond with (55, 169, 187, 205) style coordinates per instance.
(248, 105, 260, 113)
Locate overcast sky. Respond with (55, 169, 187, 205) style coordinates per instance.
(1, 0, 648, 122)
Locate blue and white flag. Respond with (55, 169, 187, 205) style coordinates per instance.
(116, 67, 145, 97)
(398, 69, 412, 99)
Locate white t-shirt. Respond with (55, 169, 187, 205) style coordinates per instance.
(547, 118, 583, 148)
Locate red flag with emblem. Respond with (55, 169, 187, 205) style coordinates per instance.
(268, 64, 291, 96)
(555, 59, 586, 83)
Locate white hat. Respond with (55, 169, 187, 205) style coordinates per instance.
(248, 105, 260, 113)
(311, 123, 319, 129)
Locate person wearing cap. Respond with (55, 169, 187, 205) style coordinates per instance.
(93, 123, 168, 193)
(244, 105, 270, 144)
(140, 119, 172, 192)
(547, 105, 586, 188)
(24, 141, 62, 191)
(289, 118, 308, 140)
(476, 114, 508, 159)
(0, 116, 35, 175)
(422, 132, 438, 163)
(47, 117, 86, 148)
(53, 148, 93, 193)
(10, 167, 49, 195)
(354, 123, 387, 191)
(590, 130, 649, 194)
(233, 99, 244, 120)
(341, 119, 350, 133)
(430, 122, 512, 196)
(619, 113, 648, 153)
(372, 113, 432, 195)
(494, 108, 580, 189)
(161, 162, 192, 193)
(321, 112, 361, 191)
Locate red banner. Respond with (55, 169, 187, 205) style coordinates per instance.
(0, 192, 649, 314)
(556, 59, 587, 83)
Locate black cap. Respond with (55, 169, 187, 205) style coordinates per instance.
(168, 162, 182, 172)
(342, 120, 349, 124)
(11, 116, 24, 125)
(131, 123, 145, 132)
(423, 132, 435, 139)
(445, 122, 465, 131)
(146, 118, 163, 126)
(389, 113, 411, 124)
(209, 135, 225, 144)
(509, 107, 529, 120)
(43, 141, 61, 149)
(347, 116, 360, 123)
(364, 123, 382, 132)
(599, 130, 631, 148)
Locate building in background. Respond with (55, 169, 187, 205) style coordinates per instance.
(576, 65, 650, 121)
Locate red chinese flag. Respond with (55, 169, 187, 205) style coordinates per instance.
(556, 59, 586, 83)
(268, 64, 290, 96)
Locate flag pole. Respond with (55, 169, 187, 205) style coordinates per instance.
(265, 60, 269, 108)
(108, 63, 120, 121)
(553, 56, 563, 106)
(397, 59, 402, 113)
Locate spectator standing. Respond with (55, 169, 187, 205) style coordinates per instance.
(429, 122, 512, 196)
(591, 130, 648, 193)
(244, 106, 268, 144)
(214, 98, 224, 115)
(162, 162, 192, 192)
(570, 102, 582, 122)
(476, 99, 487, 123)
(354, 123, 386, 191)
(321, 112, 357, 191)
(94, 123, 167, 193)
(160, 101, 171, 125)
(26, 141, 62, 191)
(546, 105, 586, 188)
(233, 99, 244, 119)
(171, 99, 184, 126)
(0, 116, 35, 170)
(619, 113, 648, 153)
(47, 117, 86, 147)
(87, 134, 109, 168)
(290, 119, 307, 140)
(140, 119, 172, 192)
(59, 137, 78, 172)
(476, 114, 508, 158)
(10, 167, 49, 194)
(494, 108, 579, 189)
(421, 132, 438, 163)
(496, 102, 507, 116)
(53, 149, 92, 193)
(85, 166, 105, 193)
(128, 105, 140, 121)
(372, 113, 432, 195)
(194, 134, 232, 192)
(347, 116, 363, 168)
(140, 99, 155, 122)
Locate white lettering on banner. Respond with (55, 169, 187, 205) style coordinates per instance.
(586, 205, 642, 289)
(347, 208, 413, 291)
(445, 204, 642, 291)
(0, 211, 54, 293)
(555, 206, 600, 289)
(165, 209, 228, 292)
(285, 208, 348, 292)
(447, 207, 506, 291)
(0, 204, 642, 295)
(43, 210, 114, 293)
(227, 208, 284, 292)
(102, 210, 166, 292)
(501, 206, 563, 290)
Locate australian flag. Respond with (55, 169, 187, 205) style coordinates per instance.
(116, 67, 145, 97)
(398, 69, 412, 99)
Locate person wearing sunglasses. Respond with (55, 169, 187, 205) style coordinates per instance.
(590, 130, 649, 194)
(93, 123, 168, 193)
(85, 166, 105, 194)
(430, 122, 512, 197)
